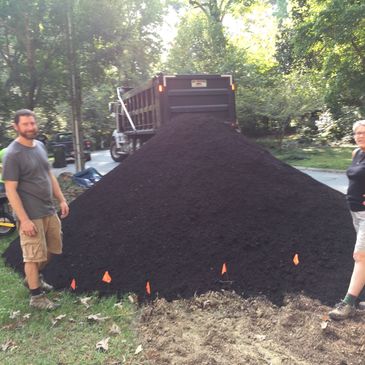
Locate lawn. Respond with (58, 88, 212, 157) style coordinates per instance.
(0, 234, 145, 365)
(255, 138, 354, 170)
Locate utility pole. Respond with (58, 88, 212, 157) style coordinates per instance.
(66, 0, 84, 172)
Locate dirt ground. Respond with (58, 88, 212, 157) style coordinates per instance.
(137, 291, 365, 365)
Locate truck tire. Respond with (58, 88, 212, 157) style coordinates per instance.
(110, 140, 128, 162)
(0, 213, 16, 237)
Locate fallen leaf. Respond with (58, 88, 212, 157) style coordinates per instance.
(114, 302, 124, 310)
(87, 313, 110, 322)
(134, 344, 143, 355)
(96, 337, 110, 352)
(55, 314, 67, 321)
(321, 321, 328, 330)
(1, 340, 17, 352)
(80, 296, 93, 308)
(9, 311, 21, 319)
(128, 294, 138, 304)
(321, 314, 330, 321)
(51, 314, 67, 327)
(109, 323, 121, 335)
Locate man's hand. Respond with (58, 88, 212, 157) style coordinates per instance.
(20, 219, 38, 237)
(59, 200, 69, 218)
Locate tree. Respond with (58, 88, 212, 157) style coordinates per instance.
(0, 0, 165, 148)
(0, 0, 66, 114)
(288, 0, 365, 116)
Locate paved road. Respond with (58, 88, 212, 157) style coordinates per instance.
(297, 167, 348, 194)
(51, 150, 119, 177)
(52, 150, 349, 194)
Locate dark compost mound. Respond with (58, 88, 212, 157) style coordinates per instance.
(3, 116, 355, 305)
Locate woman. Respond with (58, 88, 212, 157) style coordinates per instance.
(329, 120, 365, 320)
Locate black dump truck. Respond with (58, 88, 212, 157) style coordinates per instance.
(109, 73, 237, 162)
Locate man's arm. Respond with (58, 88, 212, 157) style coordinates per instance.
(49, 173, 69, 218)
(4, 180, 37, 236)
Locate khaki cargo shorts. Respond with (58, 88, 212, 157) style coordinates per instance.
(351, 211, 365, 253)
(19, 214, 63, 263)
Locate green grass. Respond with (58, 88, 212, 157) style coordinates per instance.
(0, 234, 145, 365)
(255, 138, 354, 170)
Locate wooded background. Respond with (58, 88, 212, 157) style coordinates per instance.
(0, 0, 364, 148)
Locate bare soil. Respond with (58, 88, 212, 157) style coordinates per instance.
(137, 291, 365, 365)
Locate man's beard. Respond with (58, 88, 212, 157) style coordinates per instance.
(18, 130, 37, 140)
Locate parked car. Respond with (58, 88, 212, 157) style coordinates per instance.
(47, 132, 92, 162)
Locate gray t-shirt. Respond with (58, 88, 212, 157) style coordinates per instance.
(2, 140, 55, 219)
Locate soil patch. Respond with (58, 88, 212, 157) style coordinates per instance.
(137, 292, 365, 365)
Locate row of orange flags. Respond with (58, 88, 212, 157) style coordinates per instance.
(70, 254, 300, 293)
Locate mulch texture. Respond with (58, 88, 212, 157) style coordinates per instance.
(3, 115, 356, 305)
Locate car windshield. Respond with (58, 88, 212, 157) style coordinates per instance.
(58, 134, 72, 142)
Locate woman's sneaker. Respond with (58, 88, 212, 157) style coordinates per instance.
(329, 301, 355, 320)
(29, 293, 58, 310)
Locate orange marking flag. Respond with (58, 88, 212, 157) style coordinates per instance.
(70, 278, 76, 290)
(293, 254, 299, 266)
(102, 271, 112, 283)
(146, 281, 151, 295)
(221, 262, 227, 275)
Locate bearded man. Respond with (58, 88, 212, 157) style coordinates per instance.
(2, 109, 69, 310)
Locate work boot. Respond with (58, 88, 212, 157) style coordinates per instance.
(24, 274, 54, 292)
(329, 301, 356, 320)
(29, 293, 58, 310)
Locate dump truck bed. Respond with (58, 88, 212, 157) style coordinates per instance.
(116, 74, 236, 136)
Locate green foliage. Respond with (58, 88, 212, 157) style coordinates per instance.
(0, 0, 165, 147)
(166, 0, 325, 139)
(289, 0, 365, 116)
(0, 0, 360, 144)
(314, 108, 361, 143)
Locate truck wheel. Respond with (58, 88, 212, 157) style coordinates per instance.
(0, 213, 16, 237)
(110, 140, 128, 162)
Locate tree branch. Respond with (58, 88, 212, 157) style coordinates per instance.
(351, 38, 365, 72)
(189, 0, 210, 18)
(218, 0, 235, 21)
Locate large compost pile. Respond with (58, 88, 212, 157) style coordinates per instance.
(3, 115, 355, 305)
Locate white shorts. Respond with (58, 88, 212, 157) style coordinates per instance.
(350, 211, 365, 253)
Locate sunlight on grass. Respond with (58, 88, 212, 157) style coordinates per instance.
(255, 138, 354, 170)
